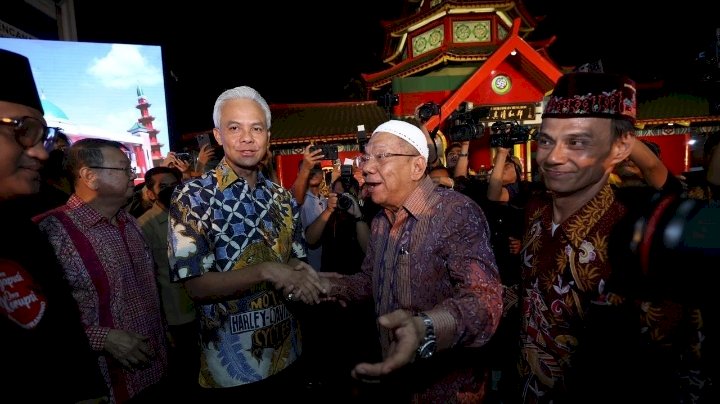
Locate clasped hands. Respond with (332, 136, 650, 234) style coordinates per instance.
(271, 258, 332, 304)
(274, 265, 427, 381)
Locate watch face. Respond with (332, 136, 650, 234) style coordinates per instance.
(418, 340, 437, 359)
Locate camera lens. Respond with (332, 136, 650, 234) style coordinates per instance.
(418, 102, 440, 122)
(337, 193, 353, 211)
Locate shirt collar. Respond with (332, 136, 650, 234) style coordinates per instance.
(548, 182, 617, 247)
(66, 194, 131, 229)
(214, 158, 269, 192)
(388, 176, 435, 219)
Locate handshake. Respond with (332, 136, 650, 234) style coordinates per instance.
(275, 258, 346, 305)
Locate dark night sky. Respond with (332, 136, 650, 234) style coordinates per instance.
(74, 0, 406, 137)
(74, 1, 720, 139)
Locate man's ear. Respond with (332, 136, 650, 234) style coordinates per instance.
(78, 167, 99, 191)
(411, 157, 427, 181)
(610, 133, 635, 166)
(144, 186, 157, 203)
(212, 127, 222, 146)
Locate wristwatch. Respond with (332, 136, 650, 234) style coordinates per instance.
(416, 312, 437, 359)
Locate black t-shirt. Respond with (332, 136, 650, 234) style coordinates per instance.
(0, 201, 107, 402)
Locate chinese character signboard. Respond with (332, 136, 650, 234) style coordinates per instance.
(481, 104, 536, 122)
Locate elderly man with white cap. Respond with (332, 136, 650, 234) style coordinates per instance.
(319, 119, 503, 402)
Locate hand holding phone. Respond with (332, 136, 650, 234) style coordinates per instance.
(309, 144, 339, 161)
(196, 133, 211, 149)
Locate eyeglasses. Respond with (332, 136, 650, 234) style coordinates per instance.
(354, 152, 419, 168)
(0, 116, 58, 151)
(87, 166, 137, 177)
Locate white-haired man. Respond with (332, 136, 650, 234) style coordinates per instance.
(168, 86, 325, 400)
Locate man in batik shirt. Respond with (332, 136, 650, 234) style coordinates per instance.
(168, 86, 325, 401)
(517, 72, 711, 403)
(35, 138, 168, 403)
(320, 120, 503, 402)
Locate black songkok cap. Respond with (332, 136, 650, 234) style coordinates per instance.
(0, 48, 44, 114)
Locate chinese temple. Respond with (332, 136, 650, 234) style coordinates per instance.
(181, 0, 719, 187)
(233, 0, 564, 186)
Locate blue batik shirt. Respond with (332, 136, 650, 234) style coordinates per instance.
(168, 158, 306, 388)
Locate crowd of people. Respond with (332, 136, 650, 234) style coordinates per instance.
(3, 46, 718, 404)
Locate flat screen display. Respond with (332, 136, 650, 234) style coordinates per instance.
(0, 37, 170, 174)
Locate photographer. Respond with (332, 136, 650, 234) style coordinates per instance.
(451, 140, 472, 179)
(487, 147, 522, 203)
(290, 144, 325, 205)
(300, 175, 377, 399)
(162, 151, 193, 180)
(481, 146, 527, 402)
(305, 176, 370, 271)
(411, 105, 442, 168)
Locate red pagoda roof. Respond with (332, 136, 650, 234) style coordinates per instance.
(424, 18, 562, 131)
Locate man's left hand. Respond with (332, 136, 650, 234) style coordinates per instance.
(351, 309, 424, 380)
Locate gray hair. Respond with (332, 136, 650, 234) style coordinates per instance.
(212, 86, 272, 129)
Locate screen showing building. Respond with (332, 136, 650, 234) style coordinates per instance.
(0, 37, 170, 176)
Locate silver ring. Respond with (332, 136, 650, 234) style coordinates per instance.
(287, 292, 294, 301)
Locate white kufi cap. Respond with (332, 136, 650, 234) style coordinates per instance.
(372, 120, 429, 160)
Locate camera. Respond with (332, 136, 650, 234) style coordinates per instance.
(336, 193, 355, 211)
(609, 192, 719, 304)
(310, 144, 339, 161)
(339, 164, 355, 193)
(417, 102, 441, 122)
(176, 152, 192, 163)
(341, 164, 353, 178)
(490, 121, 532, 148)
(377, 91, 399, 109)
(448, 102, 490, 142)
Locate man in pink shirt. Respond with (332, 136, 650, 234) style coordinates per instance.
(34, 138, 168, 403)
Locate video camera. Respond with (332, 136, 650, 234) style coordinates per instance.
(448, 102, 490, 142)
(490, 121, 532, 148)
(610, 192, 719, 304)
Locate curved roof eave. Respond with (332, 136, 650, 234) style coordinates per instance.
(364, 53, 493, 91)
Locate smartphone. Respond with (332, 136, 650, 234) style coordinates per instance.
(196, 133, 212, 149)
(310, 144, 339, 161)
